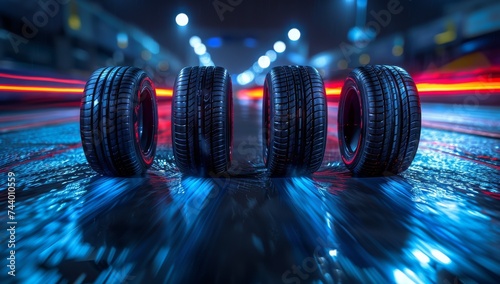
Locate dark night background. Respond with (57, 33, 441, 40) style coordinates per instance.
(0, 1, 499, 283)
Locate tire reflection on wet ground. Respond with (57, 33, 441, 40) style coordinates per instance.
(0, 100, 499, 283)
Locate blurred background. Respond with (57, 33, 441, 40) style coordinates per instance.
(0, 0, 499, 103)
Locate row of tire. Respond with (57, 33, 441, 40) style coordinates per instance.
(80, 65, 421, 177)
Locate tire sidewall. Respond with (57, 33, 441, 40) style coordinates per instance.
(338, 76, 366, 170)
(132, 73, 158, 169)
(262, 73, 274, 167)
(225, 70, 233, 168)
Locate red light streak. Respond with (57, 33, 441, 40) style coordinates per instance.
(1, 69, 499, 100)
(237, 88, 262, 100)
(0, 85, 174, 97)
(416, 81, 500, 93)
(235, 68, 500, 99)
(0, 85, 83, 93)
(325, 81, 344, 97)
(0, 73, 86, 85)
(237, 84, 343, 100)
(2, 81, 499, 98)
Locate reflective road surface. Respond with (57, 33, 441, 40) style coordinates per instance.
(0, 99, 499, 284)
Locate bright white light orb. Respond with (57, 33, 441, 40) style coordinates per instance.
(189, 36, 201, 48)
(237, 70, 255, 85)
(288, 28, 301, 41)
(258, 55, 271, 69)
(273, 41, 286, 53)
(194, 43, 206, 55)
(175, 13, 189, 27)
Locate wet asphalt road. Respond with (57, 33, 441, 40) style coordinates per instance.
(0, 99, 499, 284)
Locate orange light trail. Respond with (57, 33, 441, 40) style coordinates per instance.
(1, 72, 500, 99)
(326, 88, 342, 96)
(416, 81, 500, 93)
(322, 79, 500, 97)
(237, 85, 344, 100)
(325, 81, 344, 97)
(232, 71, 500, 99)
(2, 81, 499, 98)
(0, 85, 83, 93)
(156, 88, 173, 97)
(0, 85, 174, 97)
(237, 88, 262, 100)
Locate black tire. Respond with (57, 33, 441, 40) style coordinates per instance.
(263, 65, 328, 176)
(338, 65, 421, 176)
(80, 67, 158, 176)
(172, 66, 233, 176)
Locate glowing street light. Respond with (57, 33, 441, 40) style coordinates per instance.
(189, 36, 201, 48)
(237, 70, 255, 85)
(175, 13, 189, 27)
(258, 55, 271, 69)
(288, 28, 301, 41)
(194, 43, 207, 55)
(273, 41, 286, 53)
